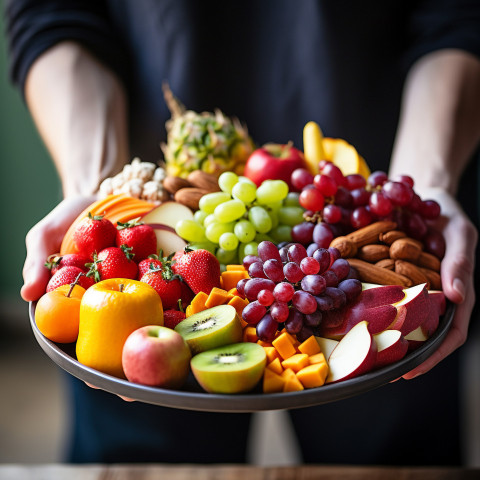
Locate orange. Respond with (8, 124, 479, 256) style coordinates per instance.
(76, 278, 163, 378)
(35, 284, 86, 343)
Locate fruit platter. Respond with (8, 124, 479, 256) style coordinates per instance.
(31, 88, 453, 412)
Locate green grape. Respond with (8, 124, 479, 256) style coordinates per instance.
(254, 232, 274, 244)
(231, 181, 257, 204)
(218, 171, 239, 194)
(203, 213, 217, 227)
(267, 209, 279, 229)
(278, 206, 305, 226)
(256, 179, 289, 204)
(216, 247, 238, 264)
(238, 242, 247, 264)
(188, 241, 217, 255)
(199, 191, 231, 214)
(205, 221, 234, 243)
(214, 199, 246, 223)
(175, 219, 206, 242)
(283, 192, 301, 207)
(243, 241, 259, 256)
(248, 205, 272, 233)
(219, 232, 239, 251)
(238, 176, 257, 187)
(194, 209, 208, 225)
(269, 224, 292, 243)
(234, 219, 256, 243)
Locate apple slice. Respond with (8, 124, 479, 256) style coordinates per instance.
(141, 201, 194, 229)
(151, 227, 188, 256)
(314, 336, 339, 361)
(325, 321, 377, 384)
(374, 330, 408, 368)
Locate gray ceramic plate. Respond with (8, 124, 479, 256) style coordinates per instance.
(29, 301, 454, 412)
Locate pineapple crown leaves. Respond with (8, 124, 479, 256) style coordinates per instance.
(116, 217, 144, 230)
(44, 254, 62, 271)
(85, 253, 102, 283)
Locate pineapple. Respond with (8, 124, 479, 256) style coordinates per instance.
(161, 83, 255, 178)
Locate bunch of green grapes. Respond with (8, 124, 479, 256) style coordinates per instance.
(175, 172, 305, 268)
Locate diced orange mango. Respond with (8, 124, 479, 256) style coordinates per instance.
(243, 326, 258, 343)
(282, 370, 304, 392)
(281, 353, 310, 373)
(263, 346, 280, 363)
(272, 332, 297, 360)
(308, 352, 327, 365)
(298, 335, 321, 356)
(205, 287, 231, 309)
(296, 362, 329, 388)
(185, 305, 193, 317)
(221, 269, 249, 292)
(267, 357, 284, 376)
(189, 291, 209, 315)
(263, 368, 285, 393)
(227, 295, 249, 317)
(226, 264, 247, 271)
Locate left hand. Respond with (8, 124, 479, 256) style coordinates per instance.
(402, 188, 477, 379)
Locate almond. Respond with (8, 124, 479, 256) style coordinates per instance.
(345, 221, 397, 247)
(187, 170, 220, 193)
(418, 251, 441, 272)
(347, 258, 412, 287)
(163, 176, 192, 194)
(174, 187, 209, 211)
(330, 236, 357, 258)
(379, 230, 407, 245)
(420, 267, 442, 290)
(389, 238, 423, 262)
(394, 260, 429, 288)
(375, 258, 395, 270)
(357, 244, 390, 263)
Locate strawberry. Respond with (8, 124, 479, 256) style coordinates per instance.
(88, 245, 138, 281)
(179, 281, 194, 309)
(116, 219, 157, 262)
(172, 248, 221, 295)
(163, 309, 186, 329)
(140, 261, 183, 310)
(73, 212, 117, 258)
(137, 255, 163, 279)
(45, 253, 91, 276)
(46, 266, 95, 292)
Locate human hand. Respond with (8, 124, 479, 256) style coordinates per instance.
(21, 195, 97, 302)
(402, 188, 477, 379)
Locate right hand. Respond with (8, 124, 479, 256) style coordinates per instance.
(21, 195, 97, 302)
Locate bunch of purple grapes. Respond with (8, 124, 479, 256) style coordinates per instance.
(290, 164, 445, 259)
(237, 240, 362, 342)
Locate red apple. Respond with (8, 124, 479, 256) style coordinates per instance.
(243, 143, 306, 190)
(122, 325, 192, 388)
(374, 329, 408, 368)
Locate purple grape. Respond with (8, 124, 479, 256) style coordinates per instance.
(382, 181, 414, 207)
(257, 240, 282, 262)
(306, 242, 319, 256)
(328, 247, 341, 263)
(368, 170, 388, 188)
(278, 246, 290, 263)
(304, 310, 322, 327)
(300, 274, 327, 295)
(312, 222, 334, 248)
(291, 222, 315, 245)
(243, 254, 261, 270)
(312, 248, 331, 274)
(300, 256, 320, 275)
(351, 187, 371, 207)
(315, 294, 334, 311)
(248, 261, 267, 279)
(296, 325, 315, 343)
(263, 258, 285, 282)
(257, 289, 274, 306)
(324, 286, 347, 309)
(338, 278, 362, 302)
(406, 212, 428, 240)
(242, 301, 267, 325)
(292, 290, 317, 314)
(322, 270, 339, 287)
(270, 301, 290, 323)
(256, 313, 279, 342)
(283, 261, 304, 283)
(285, 308, 304, 334)
(236, 277, 249, 298)
(330, 258, 351, 281)
(244, 278, 275, 301)
(273, 282, 295, 302)
(334, 186, 353, 208)
(287, 243, 308, 265)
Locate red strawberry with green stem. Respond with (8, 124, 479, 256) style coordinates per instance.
(116, 219, 157, 262)
(172, 247, 221, 295)
(87, 244, 138, 281)
(137, 254, 164, 279)
(73, 212, 117, 258)
(163, 300, 187, 329)
(46, 266, 95, 292)
(45, 253, 91, 276)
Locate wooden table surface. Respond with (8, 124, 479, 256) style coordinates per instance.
(0, 465, 479, 480)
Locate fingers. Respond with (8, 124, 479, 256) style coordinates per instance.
(85, 382, 135, 402)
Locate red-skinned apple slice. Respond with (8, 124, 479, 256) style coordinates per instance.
(374, 329, 408, 368)
(151, 227, 188, 256)
(314, 336, 339, 361)
(326, 321, 377, 383)
(140, 201, 194, 229)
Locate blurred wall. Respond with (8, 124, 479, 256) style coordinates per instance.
(0, 12, 62, 328)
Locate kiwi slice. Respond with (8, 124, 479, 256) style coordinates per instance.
(174, 304, 243, 355)
(191, 342, 267, 394)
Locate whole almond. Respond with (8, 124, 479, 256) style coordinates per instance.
(187, 170, 220, 193)
(357, 244, 390, 263)
(394, 260, 429, 288)
(174, 187, 209, 210)
(345, 221, 397, 247)
(420, 267, 442, 290)
(418, 251, 441, 272)
(379, 230, 407, 245)
(375, 258, 395, 270)
(347, 258, 412, 287)
(330, 236, 357, 258)
(163, 176, 192, 194)
(390, 238, 422, 262)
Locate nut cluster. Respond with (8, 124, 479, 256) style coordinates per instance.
(330, 221, 442, 290)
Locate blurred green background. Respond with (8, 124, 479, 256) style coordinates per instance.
(0, 13, 62, 327)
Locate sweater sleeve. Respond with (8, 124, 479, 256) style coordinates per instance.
(4, 0, 129, 93)
(405, 0, 480, 68)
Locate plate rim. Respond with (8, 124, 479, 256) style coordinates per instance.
(29, 300, 455, 412)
